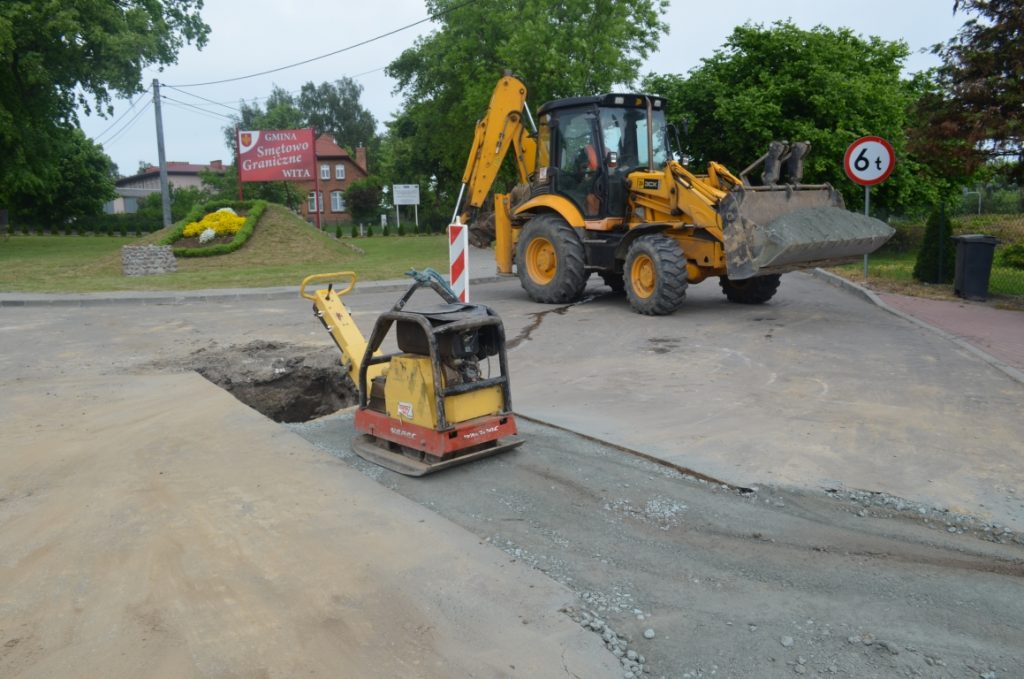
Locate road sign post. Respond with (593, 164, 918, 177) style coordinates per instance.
(844, 136, 895, 279)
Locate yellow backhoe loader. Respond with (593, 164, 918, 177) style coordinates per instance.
(453, 74, 894, 315)
(300, 270, 523, 476)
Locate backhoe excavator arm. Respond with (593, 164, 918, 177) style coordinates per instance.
(451, 74, 538, 227)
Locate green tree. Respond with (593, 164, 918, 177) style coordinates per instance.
(222, 82, 379, 203)
(137, 184, 209, 222)
(8, 128, 116, 225)
(298, 78, 379, 163)
(383, 0, 668, 201)
(345, 176, 383, 224)
(0, 0, 209, 209)
(214, 88, 306, 206)
(224, 86, 306, 150)
(911, 0, 1024, 181)
(644, 21, 942, 215)
(913, 207, 956, 283)
(199, 166, 303, 209)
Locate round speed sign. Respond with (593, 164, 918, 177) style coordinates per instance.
(844, 136, 895, 186)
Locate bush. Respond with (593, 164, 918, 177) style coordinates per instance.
(350, 223, 358, 238)
(70, 212, 163, 235)
(913, 208, 956, 284)
(397, 223, 406, 237)
(382, 224, 390, 237)
(880, 220, 925, 253)
(365, 224, 373, 237)
(1001, 242, 1024, 270)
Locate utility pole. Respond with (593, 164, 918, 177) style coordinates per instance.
(152, 79, 172, 228)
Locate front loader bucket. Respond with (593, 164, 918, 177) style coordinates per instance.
(720, 185, 895, 280)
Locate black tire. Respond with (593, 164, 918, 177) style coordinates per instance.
(516, 213, 587, 304)
(600, 272, 625, 293)
(624, 234, 688, 315)
(719, 274, 782, 304)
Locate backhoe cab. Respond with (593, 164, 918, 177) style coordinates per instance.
(456, 75, 894, 315)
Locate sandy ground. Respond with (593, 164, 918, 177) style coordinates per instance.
(0, 373, 618, 678)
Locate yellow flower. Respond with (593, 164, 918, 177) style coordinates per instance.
(182, 211, 246, 238)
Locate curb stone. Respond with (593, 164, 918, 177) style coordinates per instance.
(0, 275, 510, 308)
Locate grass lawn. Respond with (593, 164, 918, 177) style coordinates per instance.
(829, 250, 1024, 309)
(0, 204, 450, 293)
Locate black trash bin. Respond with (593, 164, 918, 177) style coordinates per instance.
(952, 234, 998, 301)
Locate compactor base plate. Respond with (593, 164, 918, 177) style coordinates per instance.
(351, 434, 525, 477)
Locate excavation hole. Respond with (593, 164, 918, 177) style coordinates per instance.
(186, 340, 358, 423)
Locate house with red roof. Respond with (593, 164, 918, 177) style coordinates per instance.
(300, 134, 369, 226)
(107, 160, 226, 214)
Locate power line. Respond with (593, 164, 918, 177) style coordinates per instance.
(98, 100, 153, 148)
(167, 0, 477, 88)
(161, 100, 234, 124)
(163, 85, 241, 113)
(161, 96, 237, 122)
(93, 88, 151, 143)
(161, 99, 236, 124)
(205, 66, 384, 108)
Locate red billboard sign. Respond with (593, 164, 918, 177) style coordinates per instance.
(237, 128, 315, 182)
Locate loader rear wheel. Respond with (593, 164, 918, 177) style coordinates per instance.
(719, 274, 782, 304)
(517, 214, 587, 304)
(624, 235, 688, 315)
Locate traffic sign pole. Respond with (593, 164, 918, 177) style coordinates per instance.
(864, 187, 870, 279)
(845, 136, 895, 281)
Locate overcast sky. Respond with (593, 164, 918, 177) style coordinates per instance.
(78, 0, 965, 176)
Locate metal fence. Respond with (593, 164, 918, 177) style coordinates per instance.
(880, 190, 1024, 301)
(953, 190, 1024, 299)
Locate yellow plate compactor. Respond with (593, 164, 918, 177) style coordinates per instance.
(300, 270, 524, 476)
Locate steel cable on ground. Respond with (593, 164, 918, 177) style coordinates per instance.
(166, 0, 478, 88)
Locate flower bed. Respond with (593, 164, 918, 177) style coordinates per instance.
(160, 199, 267, 257)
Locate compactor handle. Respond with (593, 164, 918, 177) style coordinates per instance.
(300, 271, 357, 301)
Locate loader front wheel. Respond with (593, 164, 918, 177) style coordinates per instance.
(719, 274, 782, 304)
(517, 214, 587, 304)
(624, 235, 688, 315)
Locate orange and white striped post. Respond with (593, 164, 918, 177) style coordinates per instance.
(448, 222, 469, 302)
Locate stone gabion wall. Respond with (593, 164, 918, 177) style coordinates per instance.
(121, 245, 178, 276)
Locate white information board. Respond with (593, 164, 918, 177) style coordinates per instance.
(392, 184, 420, 206)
